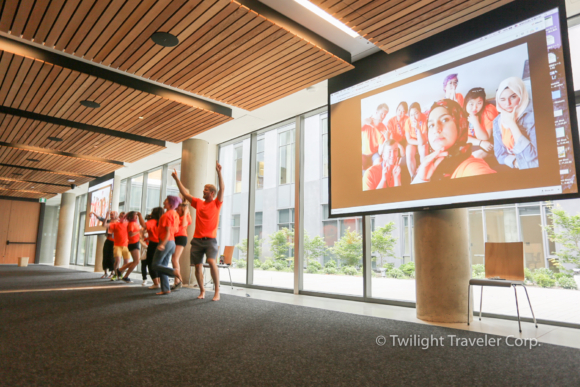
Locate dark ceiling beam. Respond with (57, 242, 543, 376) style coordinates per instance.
(0, 141, 125, 166)
(0, 186, 54, 196)
(236, 0, 352, 63)
(0, 176, 69, 188)
(0, 162, 99, 179)
(0, 35, 232, 117)
(0, 106, 166, 147)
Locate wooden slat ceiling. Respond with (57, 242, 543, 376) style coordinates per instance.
(0, 51, 230, 143)
(0, 165, 93, 186)
(310, 0, 515, 53)
(0, 178, 64, 194)
(0, 187, 54, 199)
(0, 0, 353, 111)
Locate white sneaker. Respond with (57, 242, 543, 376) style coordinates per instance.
(142, 280, 148, 286)
(148, 284, 160, 289)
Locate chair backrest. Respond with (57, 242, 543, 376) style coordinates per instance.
(222, 246, 235, 265)
(484, 242, 524, 281)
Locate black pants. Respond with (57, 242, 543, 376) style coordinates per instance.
(146, 242, 159, 279)
(141, 255, 148, 280)
(103, 239, 115, 271)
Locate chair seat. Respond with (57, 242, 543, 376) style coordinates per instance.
(202, 263, 231, 269)
(469, 278, 522, 287)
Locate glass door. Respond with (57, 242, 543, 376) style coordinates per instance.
(76, 213, 87, 265)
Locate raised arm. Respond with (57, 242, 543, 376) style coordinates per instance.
(171, 169, 194, 203)
(137, 212, 146, 228)
(216, 161, 224, 202)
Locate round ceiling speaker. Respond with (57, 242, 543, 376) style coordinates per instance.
(151, 32, 179, 47)
(80, 100, 101, 108)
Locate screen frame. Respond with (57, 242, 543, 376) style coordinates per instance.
(84, 172, 115, 236)
(327, 0, 580, 218)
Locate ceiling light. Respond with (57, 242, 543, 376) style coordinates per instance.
(294, 0, 359, 38)
(67, 179, 75, 183)
(151, 32, 179, 47)
(80, 100, 100, 108)
(138, 116, 144, 119)
(48, 136, 63, 142)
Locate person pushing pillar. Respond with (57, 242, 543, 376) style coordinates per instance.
(172, 161, 224, 301)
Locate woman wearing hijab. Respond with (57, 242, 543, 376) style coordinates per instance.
(493, 77, 538, 170)
(463, 87, 498, 159)
(412, 99, 496, 184)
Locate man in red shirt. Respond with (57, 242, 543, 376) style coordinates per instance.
(172, 161, 224, 301)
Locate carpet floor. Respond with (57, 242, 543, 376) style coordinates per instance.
(1, 265, 579, 386)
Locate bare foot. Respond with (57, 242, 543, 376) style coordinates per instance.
(174, 269, 182, 283)
(212, 293, 220, 301)
(197, 292, 205, 299)
(156, 291, 170, 295)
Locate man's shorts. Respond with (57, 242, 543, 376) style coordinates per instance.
(113, 246, 131, 260)
(190, 238, 218, 265)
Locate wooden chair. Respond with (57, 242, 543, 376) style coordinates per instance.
(467, 242, 538, 332)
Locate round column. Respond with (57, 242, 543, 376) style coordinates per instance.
(54, 192, 76, 266)
(414, 208, 472, 323)
(180, 139, 209, 285)
(94, 234, 106, 272)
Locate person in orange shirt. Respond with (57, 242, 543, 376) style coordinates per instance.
(170, 202, 192, 290)
(152, 196, 183, 295)
(361, 103, 389, 170)
(145, 207, 163, 290)
(443, 74, 464, 107)
(362, 139, 402, 190)
(172, 161, 224, 301)
(404, 102, 428, 177)
(117, 212, 143, 283)
(109, 212, 130, 281)
(386, 102, 409, 158)
(412, 99, 496, 184)
(464, 87, 498, 159)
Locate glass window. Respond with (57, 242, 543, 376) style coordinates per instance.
(322, 117, 328, 178)
(519, 205, 545, 271)
(485, 207, 518, 242)
(129, 175, 143, 212)
(279, 128, 295, 185)
(469, 209, 485, 266)
(166, 162, 181, 198)
(255, 211, 263, 238)
(543, 205, 557, 257)
(256, 137, 265, 189)
(146, 169, 162, 214)
(234, 146, 243, 193)
(119, 179, 127, 213)
(568, 23, 580, 89)
(87, 235, 97, 266)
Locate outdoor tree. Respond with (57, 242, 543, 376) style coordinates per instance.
(371, 222, 398, 266)
(304, 232, 329, 265)
(270, 228, 294, 262)
(332, 229, 362, 267)
(543, 205, 580, 271)
(236, 236, 263, 261)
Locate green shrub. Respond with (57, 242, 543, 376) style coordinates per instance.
(557, 276, 578, 290)
(325, 260, 337, 268)
(399, 262, 415, 277)
(533, 268, 554, 279)
(382, 262, 394, 270)
(524, 268, 534, 282)
(274, 261, 286, 271)
(236, 259, 247, 269)
(386, 268, 406, 279)
(324, 266, 338, 275)
(307, 261, 322, 274)
(409, 271, 415, 279)
(472, 264, 485, 279)
(534, 273, 556, 288)
(341, 266, 358, 276)
(254, 259, 261, 268)
(261, 259, 274, 270)
(554, 272, 573, 281)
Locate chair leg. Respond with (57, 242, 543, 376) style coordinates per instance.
(513, 285, 522, 333)
(467, 284, 470, 326)
(479, 286, 483, 321)
(228, 267, 233, 289)
(521, 285, 538, 328)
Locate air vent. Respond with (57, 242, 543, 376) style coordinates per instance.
(80, 100, 101, 108)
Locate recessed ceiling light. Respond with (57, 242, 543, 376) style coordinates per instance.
(31, 186, 35, 189)
(67, 179, 75, 183)
(151, 32, 179, 47)
(26, 158, 40, 162)
(294, 0, 359, 38)
(48, 136, 63, 142)
(80, 100, 101, 108)
(138, 116, 144, 119)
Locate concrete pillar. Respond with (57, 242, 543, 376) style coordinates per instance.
(414, 208, 472, 323)
(95, 175, 120, 272)
(54, 193, 76, 266)
(180, 139, 209, 285)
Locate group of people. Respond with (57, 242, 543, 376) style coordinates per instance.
(88, 193, 109, 228)
(361, 74, 538, 190)
(91, 162, 224, 301)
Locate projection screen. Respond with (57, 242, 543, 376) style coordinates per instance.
(329, 4, 579, 217)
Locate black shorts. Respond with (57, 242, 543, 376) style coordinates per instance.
(103, 239, 115, 271)
(175, 236, 188, 247)
(190, 238, 218, 265)
(128, 242, 140, 252)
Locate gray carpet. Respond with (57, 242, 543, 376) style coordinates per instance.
(1, 265, 579, 386)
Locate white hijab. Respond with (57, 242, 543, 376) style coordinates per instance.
(495, 77, 530, 119)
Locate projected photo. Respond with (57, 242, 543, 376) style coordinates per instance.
(88, 185, 111, 227)
(361, 44, 537, 191)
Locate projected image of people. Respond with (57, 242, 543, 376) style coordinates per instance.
(360, 44, 538, 190)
